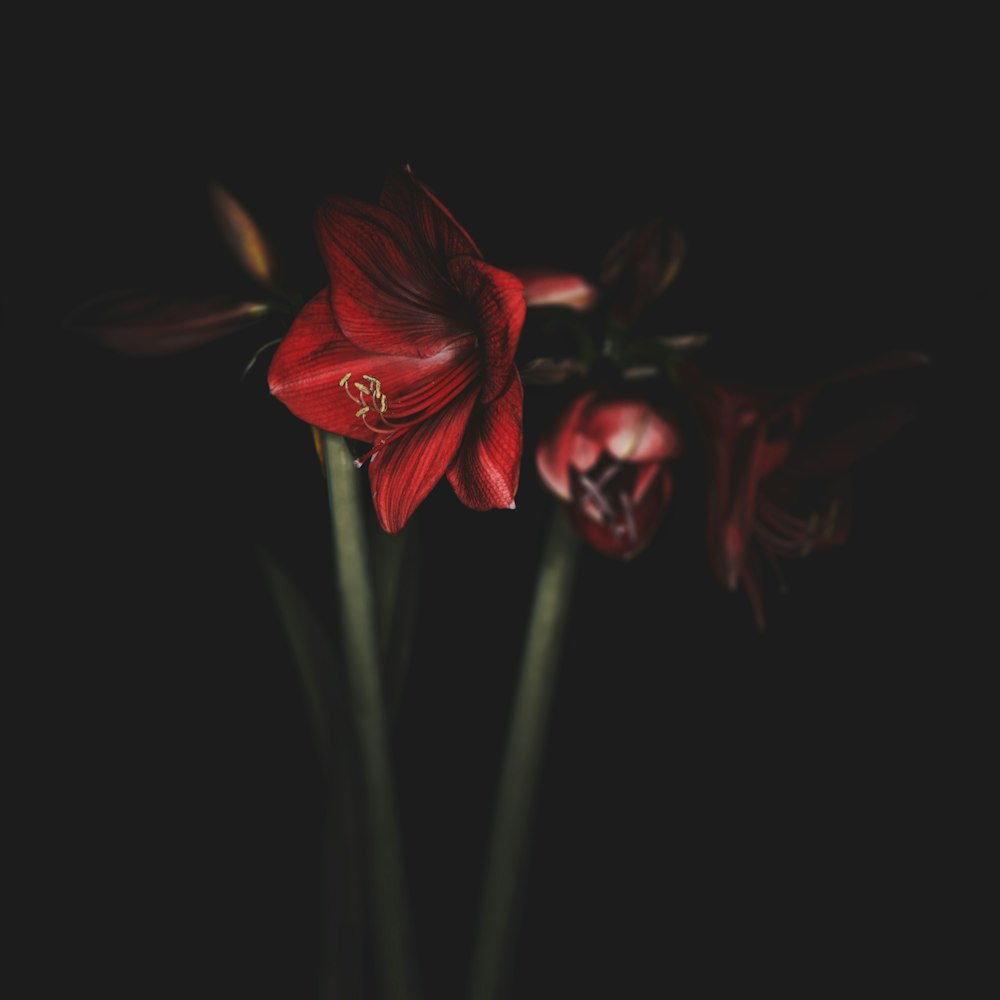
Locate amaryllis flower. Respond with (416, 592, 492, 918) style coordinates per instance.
(536, 390, 683, 558)
(681, 354, 926, 629)
(268, 167, 526, 533)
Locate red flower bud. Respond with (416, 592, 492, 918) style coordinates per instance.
(537, 390, 682, 558)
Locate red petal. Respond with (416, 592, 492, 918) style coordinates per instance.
(316, 195, 469, 358)
(70, 291, 269, 357)
(631, 461, 662, 504)
(582, 400, 683, 462)
(446, 375, 523, 511)
(367, 389, 478, 533)
(568, 432, 602, 472)
(379, 166, 481, 263)
(566, 466, 671, 560)
(536, 390, 598, 501)
(447, 255, 526, 402)
(268, 292, 475, 438)
(510, 268, 600, 311)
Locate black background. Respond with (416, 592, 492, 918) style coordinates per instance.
(8, 26, 978, 999)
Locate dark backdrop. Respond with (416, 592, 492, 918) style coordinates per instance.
(9, 35, 973, 999)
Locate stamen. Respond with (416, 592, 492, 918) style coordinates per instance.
(339, 371, 403, 433)
(595, 462, 621, 489)
(353, 430, 405, 468)
(619, 491, 638, 544)
(578, 474, 616, 522)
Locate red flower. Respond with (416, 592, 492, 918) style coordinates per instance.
(268, 167, 527, 533)
(536, 390, 683, 558)
(681, 354, 926, 629)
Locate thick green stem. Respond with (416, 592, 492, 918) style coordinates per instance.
(324, 433, 418, 1000)
(256, 545, 365, 998)
(373, 525, 420, 724)
(469, 506, 580, 1000)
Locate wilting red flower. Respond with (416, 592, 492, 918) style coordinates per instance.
(536, 390, 682, 558)
(681, 354, 926, 629)
(268, 167, 526, 533)
(513, 217, 684, 324)
(599, 218, 685, 328)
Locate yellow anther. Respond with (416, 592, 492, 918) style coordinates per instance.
(343, 372, 391, 427)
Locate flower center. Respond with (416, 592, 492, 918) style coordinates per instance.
(336, 352, 480, 469)
(339, 371, 407, 466)
(573, 460, 639, 545)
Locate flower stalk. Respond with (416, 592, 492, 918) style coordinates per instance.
(469, 505, 580, 1000)
(323, 431, 418, 1000)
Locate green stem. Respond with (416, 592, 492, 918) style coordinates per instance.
(256, 545, 365, 998)
(323, 432, 419, 1000)
(373, 524, 420, 724)
(469, 506, 580, 1000)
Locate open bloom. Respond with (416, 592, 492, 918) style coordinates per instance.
(268, 167, 527, 533)
(681, 355, 925, 629)
(537, 390, 683, 558)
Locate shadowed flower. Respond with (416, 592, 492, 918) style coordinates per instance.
(600, 218, 685, 329)
(681, 353, 927, 629)
(268, 167, 527, 533)
(537, 390, 683, 558)
(512, 217, 684, 325)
